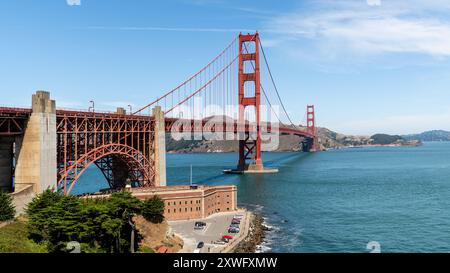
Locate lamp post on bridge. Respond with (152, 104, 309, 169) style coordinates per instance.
(88, 100, 95, 112)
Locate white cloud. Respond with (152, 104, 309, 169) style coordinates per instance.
(265, 0, 450, 57)
(66, 0, 81, 6)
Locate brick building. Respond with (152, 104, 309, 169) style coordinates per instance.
(132, 185, 237, 221)
(85, 184, 238, 221)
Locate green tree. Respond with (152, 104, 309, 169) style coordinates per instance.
(26, 189, 63, 243)
(26, 189, 62, 216)
(0, 191, 15, 221)
(141, 195, 165, 223)
(26, 190, 144, 253)
(105, 192, 143, 252)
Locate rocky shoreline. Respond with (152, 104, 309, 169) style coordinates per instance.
(231, 213, 269, 253)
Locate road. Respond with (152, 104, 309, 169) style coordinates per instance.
(169, 210, 248, 253)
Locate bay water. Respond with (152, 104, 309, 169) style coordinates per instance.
(73, 142, 450, 252)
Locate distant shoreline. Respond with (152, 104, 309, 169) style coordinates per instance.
(167, 142, 423, 154)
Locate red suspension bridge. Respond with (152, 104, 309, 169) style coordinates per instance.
(0, 32, 317, 195)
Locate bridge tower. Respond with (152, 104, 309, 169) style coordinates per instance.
(236, 32, 276, 173)
(304, 105, 318, 152)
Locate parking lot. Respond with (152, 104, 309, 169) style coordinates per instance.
(169, 210, 247, 253)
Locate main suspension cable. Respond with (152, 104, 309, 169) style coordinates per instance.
(258, 36, 296, 127)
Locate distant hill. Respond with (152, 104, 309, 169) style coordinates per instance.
(370, 134, 403, 145)
(165, 117, 422, 153)
(403, 130, 450, 142)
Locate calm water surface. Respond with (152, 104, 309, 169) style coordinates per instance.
(73, 142, 450, 252)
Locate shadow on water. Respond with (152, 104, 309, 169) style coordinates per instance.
(197, 151, 314, 185)
(263, 151, 313, 166)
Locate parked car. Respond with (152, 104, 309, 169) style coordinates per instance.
(222, 235, 234, 240)
(234, 214, 244, 219)
(230, 224, 240, 228)
(231, 219, 241, 224)
(194, 222, 207, 230)
(197, 241, 204, 248)
(214, 240, 226, 245)
(228, 227, 240, 233)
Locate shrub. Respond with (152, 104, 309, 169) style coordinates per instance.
(0, 191, 15, 221)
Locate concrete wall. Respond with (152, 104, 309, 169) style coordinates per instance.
(0, 137, 14, 192)
(153, 106, 167, 187)
(14, 91, 57, 193)
(11, 184, 35, 216)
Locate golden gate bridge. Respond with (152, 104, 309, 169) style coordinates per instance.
(0, 32, 317, 195)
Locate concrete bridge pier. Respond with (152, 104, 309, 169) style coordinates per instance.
(14, 91, 57, 193)
(153, 106, 167, 187)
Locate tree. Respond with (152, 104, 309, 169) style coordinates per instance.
(26, 189, 62, 216)
(0, 191, 15, 221)
(105, 192, 142, 252)
(26, 190, 144, 253)
(141, 195, 165, 223)
(26, 189, 63, 243)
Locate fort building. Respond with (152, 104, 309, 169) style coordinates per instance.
(85, 184, 238, 221)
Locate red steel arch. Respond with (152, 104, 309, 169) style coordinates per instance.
(58, 143, 154, 195)
(56, 110, 156, 195)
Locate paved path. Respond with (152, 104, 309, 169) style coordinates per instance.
(169, 210, 249, 253)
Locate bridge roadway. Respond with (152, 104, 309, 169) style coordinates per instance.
(0, 107, 315, 138)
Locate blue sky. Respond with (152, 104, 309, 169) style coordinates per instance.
(1, 0, 450, 135)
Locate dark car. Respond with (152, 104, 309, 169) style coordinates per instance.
(197, 241, 205, 248)
(195, 221, 206, 226)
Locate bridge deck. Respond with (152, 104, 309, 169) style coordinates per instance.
(0, 107, 314, 138)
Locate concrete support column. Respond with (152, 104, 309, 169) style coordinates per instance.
(152, 106, 167, 187)
(14, 91, 57, 193)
